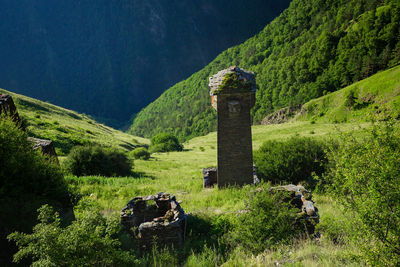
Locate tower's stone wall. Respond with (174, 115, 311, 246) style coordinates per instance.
(209, 66, 256, 187)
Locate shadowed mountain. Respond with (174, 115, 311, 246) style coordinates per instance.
(0, 0, 291, 127)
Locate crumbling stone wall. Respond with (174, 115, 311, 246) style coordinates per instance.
(121, 192, 187, 250)
(203, 165, 260, 188)
(269, 184, 319, 235)
(209, 66, 256, 187)
(203, 167, 218, 188)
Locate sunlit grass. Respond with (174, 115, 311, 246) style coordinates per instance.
(0, 88, 148, 156)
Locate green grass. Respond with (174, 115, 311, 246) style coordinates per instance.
(67, 121, 369, 214)
(0, 89, 148, 155)
(65, 121, 370, 265)
(298, 65, 400, 123)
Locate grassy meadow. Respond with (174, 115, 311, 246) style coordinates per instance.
(66, 121, 371, 266)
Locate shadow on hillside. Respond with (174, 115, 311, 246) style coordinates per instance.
(131, 171, 155, 180)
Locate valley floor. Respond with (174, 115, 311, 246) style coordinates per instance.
(67, 121, 371, 266)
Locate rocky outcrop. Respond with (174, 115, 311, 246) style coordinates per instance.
(269, 184, 319, 235)
(261, 105, 302, 125)
(0, 94, 21, 126)
(27, 137, 59, 164)
(120, 192, 187, 250)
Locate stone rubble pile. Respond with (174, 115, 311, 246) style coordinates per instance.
(121, 192, 187, 250)
(269, 184, 319, 235)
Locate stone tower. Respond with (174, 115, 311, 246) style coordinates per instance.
(209, 66, 256, 187)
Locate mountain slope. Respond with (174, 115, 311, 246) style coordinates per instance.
(0, 89, 147, 156)
(0, 0, 291, 127)
(298, 65, 400, 123)
(130, 0, 400, 140)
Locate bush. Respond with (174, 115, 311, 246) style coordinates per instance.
(325, 122, 400, 265)
(225, 183, 301, 254)
(63, 146, 133, 177)
(254, 137, 327, 187)
(8, 205, 140, 266)
(149, 133, 183, 153)
(129, 147, 150, 160)
(0, 116, 70, 264)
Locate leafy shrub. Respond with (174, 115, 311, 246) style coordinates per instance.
(63, 146, 133, 177)
(129, 147, 150, 160)
(325, 122, 400, 265)
(149, 133, 183, 153)
(225, 183, 301, 254)
(254, 137, 327, 187)
(0, 116, 70, 264)
(8, 205, 140, 266)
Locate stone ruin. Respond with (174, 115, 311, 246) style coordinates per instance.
(269, 184, 319, 235)
(203, 167, 218, 188)
(209, 66, 256, 187)
(28, 137, 59, 164)
(0, 93, 21, 126)
(203, 165, 260, 188)
(120, 192, 188, 250)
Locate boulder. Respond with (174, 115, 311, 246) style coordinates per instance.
(27, 137, 59, 164)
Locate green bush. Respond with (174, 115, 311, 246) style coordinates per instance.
(225, 183, 301, 254)
(129, 147, 150, 160)
(254, 137, 327, 187)
(325, 122, 400, 265)
(63, 146, 133, 177)
(0, 116, 70, 264)
(8, 205, 140, 266)
(149, 133, 183, 153)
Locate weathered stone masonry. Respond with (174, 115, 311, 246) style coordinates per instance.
(209, 66, 256, 187)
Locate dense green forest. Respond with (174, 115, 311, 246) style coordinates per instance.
(130, 0, 400, 140)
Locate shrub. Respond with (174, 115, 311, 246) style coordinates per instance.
(0, 116, 70, 264)
(63, 146, 133, 177)
(129, 147, 150, 160)
(149, 133, 183, 153)
(254, 137, 327, 187)
(325, 122, 400, 265)
(225, 183, 301, 254)
(8, 205, 140, 266)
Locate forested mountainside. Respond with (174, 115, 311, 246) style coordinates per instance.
(130, 0, 400, 140)
(0, 0, 290, 127)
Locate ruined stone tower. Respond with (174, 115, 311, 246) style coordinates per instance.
(209, 66, 256, 187)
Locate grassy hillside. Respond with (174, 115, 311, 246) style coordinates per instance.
(130, 0, 400, 141)
(0, 89, 148, 156)
(298, 65, 400, 123)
